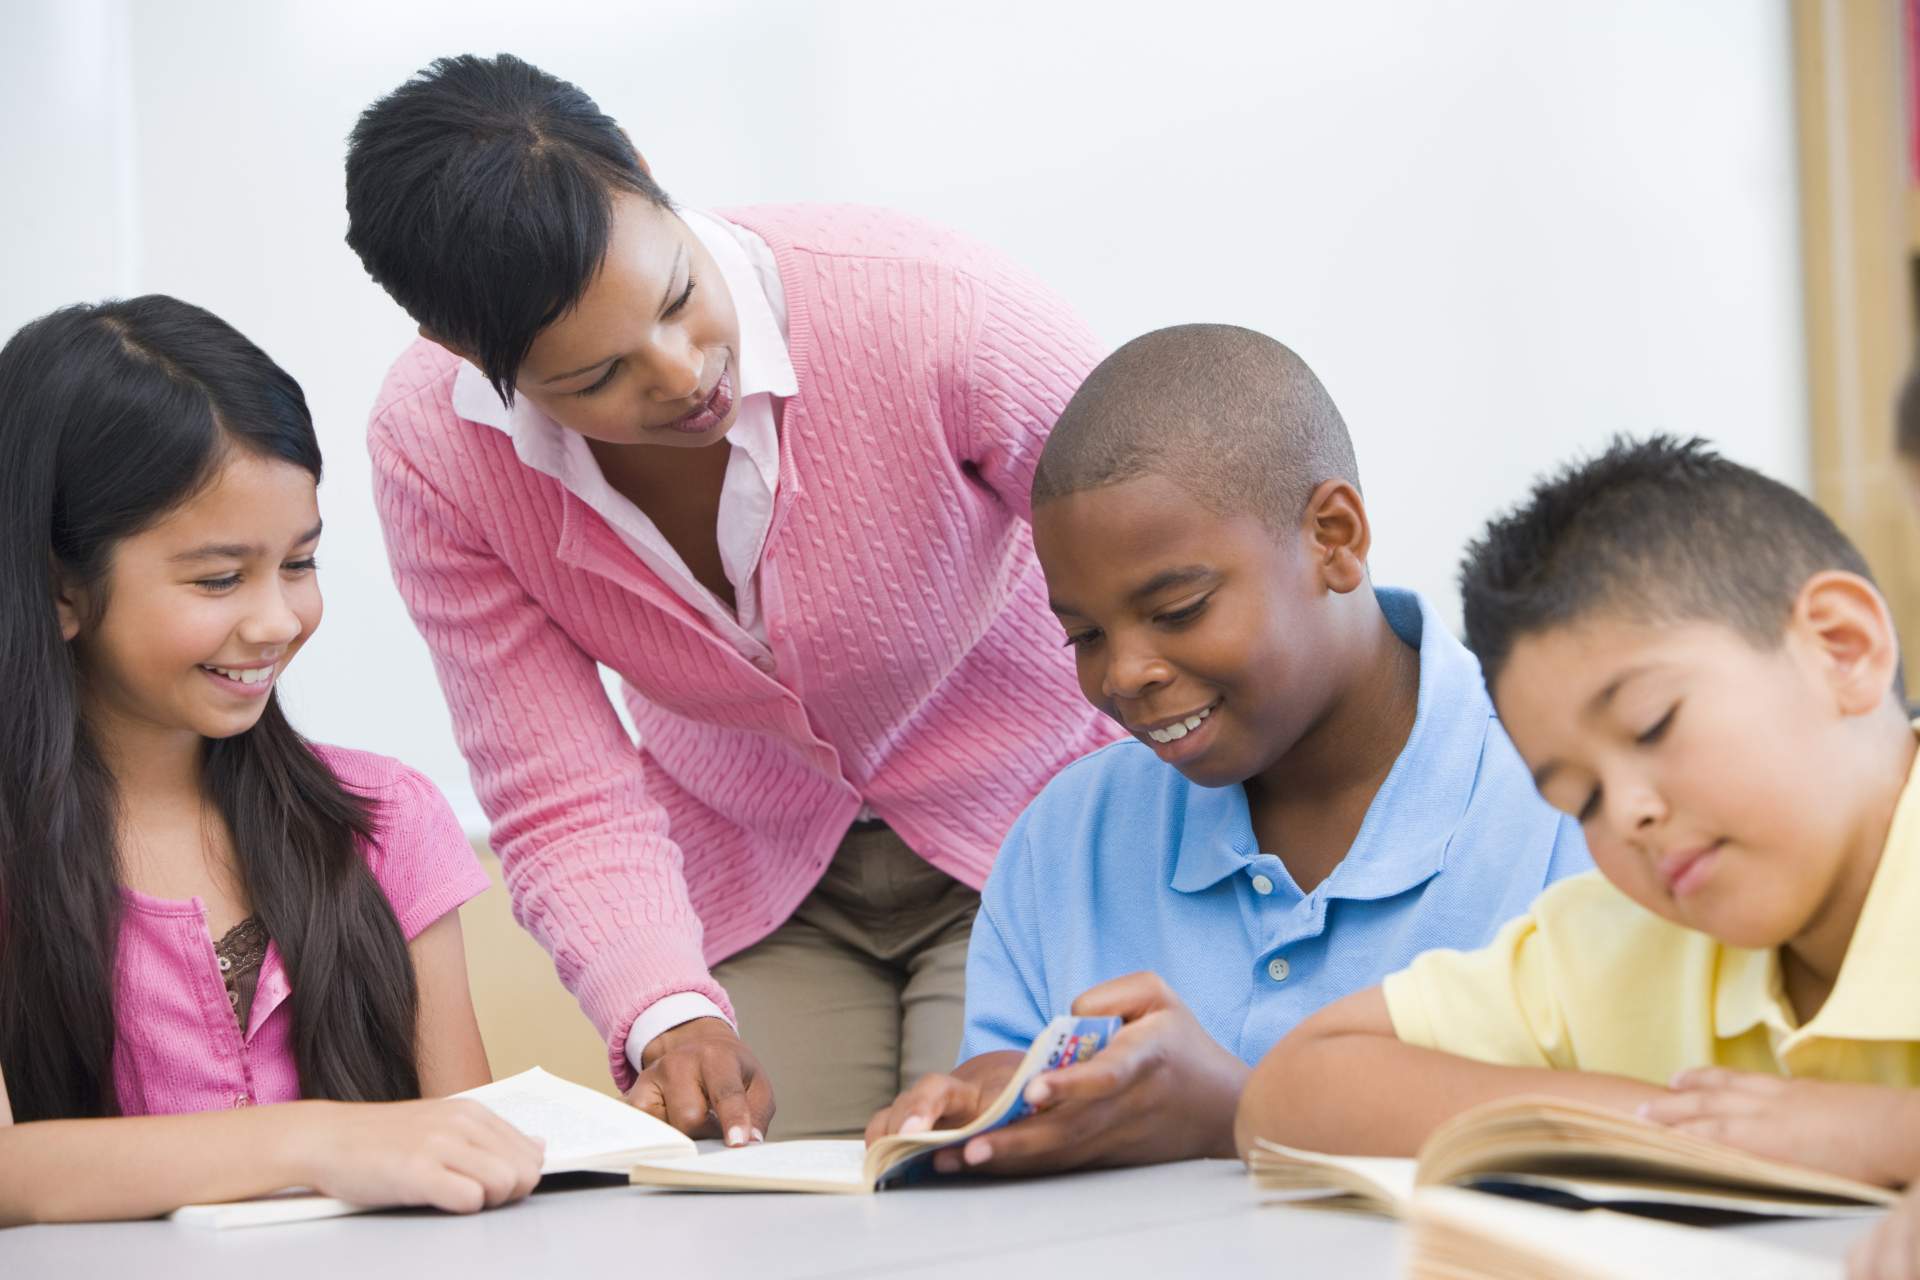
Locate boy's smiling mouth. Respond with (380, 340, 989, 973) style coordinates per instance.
(1134, 699, 1221, 745)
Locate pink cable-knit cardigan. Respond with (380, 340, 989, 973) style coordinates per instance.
(368, 204, 1119, 1086)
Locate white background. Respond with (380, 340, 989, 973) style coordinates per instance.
(2, 1, 1807, 832)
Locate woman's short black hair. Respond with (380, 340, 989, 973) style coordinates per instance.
(344, 53, 670, 403)
(1459, 435, 1886, 690)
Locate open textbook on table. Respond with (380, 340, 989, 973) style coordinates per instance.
(171, 1067, 693, 1229)
(1250, 1094, 1898, 1221)
(627, 1014, 1122, 1194)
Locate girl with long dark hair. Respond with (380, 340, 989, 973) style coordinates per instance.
(0, 295, 543, 1223)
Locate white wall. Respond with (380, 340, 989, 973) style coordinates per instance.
(4, 1, 1807, 832)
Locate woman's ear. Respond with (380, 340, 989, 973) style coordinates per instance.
(1302, 479, 1371, 595)
(1789, 571, 1901, 716)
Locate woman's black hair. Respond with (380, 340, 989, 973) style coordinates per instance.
(0, 295, 420, 1120)
(345, 52, 672, 404)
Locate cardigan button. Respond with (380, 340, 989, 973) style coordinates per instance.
(233, 1094, 251, 1108)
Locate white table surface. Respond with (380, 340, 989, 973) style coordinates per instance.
(0, 1159, 1878, 1280)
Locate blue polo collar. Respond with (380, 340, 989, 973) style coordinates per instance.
(1168, 588, 1492, 902)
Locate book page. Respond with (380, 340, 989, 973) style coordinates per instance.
(172, 1067, 683, 1228)
(1409, 1187, 1842, 1280)
(1424, 1096, 1898, 1210)
(631, 1140, 868, 1188)
(460, 1068, 693, 1169)
(1248, 1141, 1418, 1211)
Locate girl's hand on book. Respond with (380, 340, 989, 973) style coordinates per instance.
(295, 1099, 545, 1213)
(1849, 1182, 1920, 1280)
(935, 972, 1248, 1176)
(627, 1018, 775, 1147)
(1640, 1069, 1920, 1187)
(865, 1053, 1023, 1147)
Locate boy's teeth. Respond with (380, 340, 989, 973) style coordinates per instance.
(1146, 703, 1213, 744)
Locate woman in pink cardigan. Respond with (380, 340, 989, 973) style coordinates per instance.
(345, 54, 1116, 1141)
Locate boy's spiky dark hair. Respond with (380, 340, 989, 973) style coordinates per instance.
(1460, 435, 1885, 688)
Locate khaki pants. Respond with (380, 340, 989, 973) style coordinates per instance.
(712, 823, 978, 1139)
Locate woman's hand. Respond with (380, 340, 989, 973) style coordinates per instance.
(1639, 1070, 1920, 1187)
(626, 1018, 776, 1146)
(295, 1098, 545, 1213)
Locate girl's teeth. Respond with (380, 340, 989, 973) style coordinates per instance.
(210, 666, 274, 685)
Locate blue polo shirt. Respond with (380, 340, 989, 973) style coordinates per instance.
(959, 587, 1591, 1064)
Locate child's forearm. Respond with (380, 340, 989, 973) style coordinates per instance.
(0, 1102, 329, 1225)
(1236, 1028, 1664, 1158)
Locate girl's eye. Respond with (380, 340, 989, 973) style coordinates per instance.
(664, 275, 697, 319)
(1063, 629, 1102, 650)
(573, 360, 622, 398)
(197, 574, 242, 591)
(285, 557, 319, 574)
(1636, 704, 1678, 746)
(1157, 595, 1210, 626)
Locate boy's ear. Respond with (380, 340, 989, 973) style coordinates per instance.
(1789, 571, 1900, 716)
(1302, 479, 1370, 595)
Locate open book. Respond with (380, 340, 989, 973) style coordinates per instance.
(1249, 1094, 1901, 1220)
(1405, 1186, 1843, 1280)
(171, 1067, 694, 1228)
(628, 1014, 1121, 1194)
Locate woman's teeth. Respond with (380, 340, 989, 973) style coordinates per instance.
(206, 665, 273, 686)
(1147, 704, 1213, 744)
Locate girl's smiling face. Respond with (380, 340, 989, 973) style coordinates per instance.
(62, 450, 323, 748)
(510, 194, 743, 449)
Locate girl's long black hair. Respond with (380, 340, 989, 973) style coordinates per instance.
(0, 295, 420, 1120)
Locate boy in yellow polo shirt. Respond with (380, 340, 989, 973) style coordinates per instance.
(1236, 436, 1920, 1195)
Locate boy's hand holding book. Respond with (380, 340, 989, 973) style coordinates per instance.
(1639, 1069, 1920, 1188)
(870, 972, 1248, 1175)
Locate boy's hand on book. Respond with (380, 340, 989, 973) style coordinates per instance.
(627, 1018, 776, 1146)
(1640, 1069, 1920, 1187)
(931, 973, 1247, 1176)
(298, 1099, 545, 1213)
(1850, 1182, 1920, 1280)
(864, 1052, 1025, 1146)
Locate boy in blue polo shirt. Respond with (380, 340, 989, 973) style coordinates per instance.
(865, 324, 1588, 1174)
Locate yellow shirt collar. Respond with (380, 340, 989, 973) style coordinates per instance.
(1715, 732, 1920, 1045)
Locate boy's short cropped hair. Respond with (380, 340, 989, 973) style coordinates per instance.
(1460, 434, 1885, 688)
(1031, 324, 1359, 530)
(344, 53, 669, 405)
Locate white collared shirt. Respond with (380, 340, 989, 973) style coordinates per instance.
(449, 208, 798, 1065)
(449, 207, 797, 665)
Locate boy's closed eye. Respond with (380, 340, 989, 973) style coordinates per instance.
(1573, 702, 1681, 822)
(1154, 594, 1211, 627)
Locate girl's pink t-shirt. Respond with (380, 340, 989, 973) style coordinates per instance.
(109, 743, 489, 1116)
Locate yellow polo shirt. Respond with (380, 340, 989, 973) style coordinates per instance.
(1383, 750, 1920, 1086)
